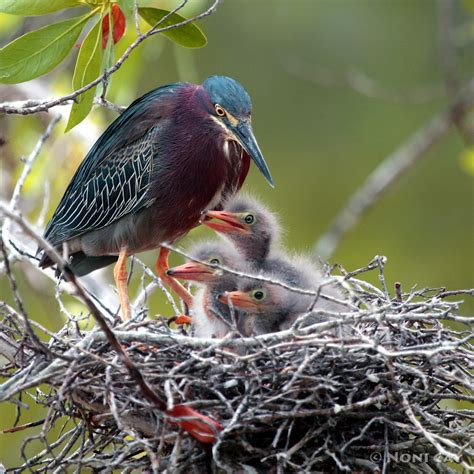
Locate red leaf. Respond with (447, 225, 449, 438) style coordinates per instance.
(166, 405, 223, 444)
(102, 4, 126, 49)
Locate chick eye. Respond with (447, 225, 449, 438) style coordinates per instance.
(244, 213, 255, 225)
(215, 105, 226, 117)
(209, 257, 221, 266)
(251, 289, 266, 301)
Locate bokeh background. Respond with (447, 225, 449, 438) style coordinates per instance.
(1, 0, 473, 468)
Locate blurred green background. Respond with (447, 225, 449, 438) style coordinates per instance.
(1, 0, 473, 468)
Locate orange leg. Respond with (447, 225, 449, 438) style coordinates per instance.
(113, 249, 131, 321)
(156, 247, 193, 308)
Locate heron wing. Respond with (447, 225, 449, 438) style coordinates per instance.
(44, 130, 156, 246)
(43, 82, 186, 246)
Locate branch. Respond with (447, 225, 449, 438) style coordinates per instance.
(8, 114, 61, 212)
(284, 57, 446, 104)
(314, 79, 474, 259)
(437, 0, 474, 145)
(0, 0, 221, 116)
(0, 204, 224, 444)
(0, 97, 126, 115)
(438, 0, 461, 98)
(0, 201, 166, 411)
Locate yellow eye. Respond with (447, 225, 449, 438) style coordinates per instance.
(215, 104, 226, 117)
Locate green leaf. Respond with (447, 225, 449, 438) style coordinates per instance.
(65, 19, 103, 131)
(0, 0, 80, 16)
(0, 13, 95, 84)
(138, 7, 207, 49)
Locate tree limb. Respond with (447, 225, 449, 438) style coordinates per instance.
(314, 79, 474, 260)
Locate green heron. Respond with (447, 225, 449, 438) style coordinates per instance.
(217, 259, 309, 335)
(167, 241, 246, 338)
(37, 77, 273, 320)
(202, 195, 280, 268)
(202, 195, 307, 287)
(219, 257, 346, 336)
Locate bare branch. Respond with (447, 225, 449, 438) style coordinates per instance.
(437, 0, 474, 145)
(314, 79, 474, 259)
(8, 114, 61, 212)
(134, 0, 141, 36)
(0, 97, 126, 115)
(284, 56, 446, 104)
(0, 201, 168, 411)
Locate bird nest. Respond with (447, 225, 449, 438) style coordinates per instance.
(0, 257, 473, 473)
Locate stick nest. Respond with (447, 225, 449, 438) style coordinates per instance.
(1, 258, 473, 473)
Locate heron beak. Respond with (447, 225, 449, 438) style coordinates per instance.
(218, 290, 257, 309)
(203, 210, 248, 234)
(167, 262, 218, 282)
(233, 121, 274, 188)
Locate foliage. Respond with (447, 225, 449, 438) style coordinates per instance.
(0, 13, 95, 84)
(138, 7, 207, 48)
(65, 18, 103, 131)
(0, 0, 208, 129)
(0, 0, 79, 16)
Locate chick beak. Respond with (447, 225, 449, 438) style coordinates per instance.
(202, 210, 248, 234)
(218, 290, 257, 309)
(167, 262, 218, 282)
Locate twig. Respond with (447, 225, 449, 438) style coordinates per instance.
(134, 0, 141, 36)
(0, 238, 50, 357)
(284, 57, 446, 104)
(314, 79, 474, 259)
(402, 394, 460, 462)
(438, 0, 461, 98)
(0, 201, 166, 411)
(0, 97, 126, 114)
(8, 114, 61, 212)
(437, 0, 473, 145)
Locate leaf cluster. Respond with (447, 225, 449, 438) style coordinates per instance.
(0, 0, 208, 129)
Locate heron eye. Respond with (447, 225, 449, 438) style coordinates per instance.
(244, 213, 255, 225)
(209, 257, 221, 265)
(251, 289, 266, 301)
(215, 105, 226, 117)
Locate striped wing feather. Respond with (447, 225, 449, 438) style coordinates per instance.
(42, 83, 185, 247)
(44, 129, 156, 246)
